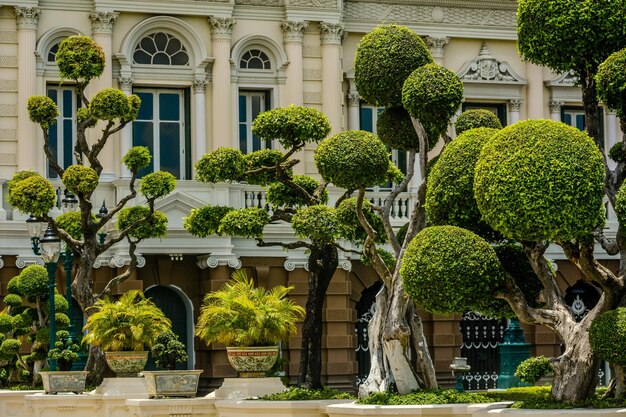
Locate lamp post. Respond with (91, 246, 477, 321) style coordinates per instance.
(60, 191, 78, 345)
(26, 215, 45, 255)
(95, 200, 110, 245)
(39, 225, 62, 371)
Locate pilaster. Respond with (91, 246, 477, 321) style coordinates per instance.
(119, 77, 134, 178)
(549, 100, 564, 121)
(320, 22, 344, 135)
(282, 21, 308, 107)
(209, 17, 236, 150)
(193, 79, 208, 164)
(508, 99, 521, 124)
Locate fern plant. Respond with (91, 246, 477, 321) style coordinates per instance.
(196, 270, 305, 347)
(82, 290, 171, 351)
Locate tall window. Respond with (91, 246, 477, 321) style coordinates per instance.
(47, 86, 78, 178)
(462, 102, 508, 126)
(239, 90, 271, 153)
(132, 88, 189, 179)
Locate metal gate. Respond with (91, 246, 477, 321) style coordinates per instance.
(460, 311, 506, 390)
(355, 282, 382, 386)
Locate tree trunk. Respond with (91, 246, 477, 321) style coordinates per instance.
(297, 244, 337, 389)
(581, 70, 601, 145)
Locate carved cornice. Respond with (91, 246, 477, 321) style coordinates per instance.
(320, 22, 344, 45)
(209, 17, 236, 40)
(90, 11, 119, 35)
(197, 254, 242, 269)
(16, 255, 44, 268)
(347, 92, 360, 107)
(549, 100, 565, 113)
(546, 70, 579, 87)
(509, 98, 522, 112)
(14, 7, 40, 30)
(283, 257, 352, 271)
(193, 79, 209, 93)
(457, 43, 527, 84)
(425, 35, 449, 59)
(95, 254, 146, 269)
(282, 21, 309, 43)
(119, 77, 134, 91)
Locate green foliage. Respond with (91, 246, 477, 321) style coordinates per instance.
(140, 171, 176, 199)
(266, 175, 327, 208)
(515, 356, 552, 384)
(218, 208, 270, 239)
(56, 36, 105, 82)
(48, 330, 80, 371)
(42, 294, 69, 315)
(590, 307, 626, 366)
(596, 49, 626, 118)
(335, 197, 386, 244)
(0, 339, 21, 356)
(56, 211, 84, 240)
(256, 386, 355, 401)
(196, 270, 305, 347)
(609, 142, 626, 163)
(484, 387, 570, 409)
(402, 64, 464, 139)
(401, 226, 507, 315)
(62, 165, 99, 195)
(150, 331, 188, 371)
(2, 294, 22, 309)
(195, 148, 245, 183)
(6, 276, 21, 296)
(358, 389, 493, 405)
(55, 313, 70, 329)
(15, 265, 48, 298)
(77, 107, 97, 128)
(90, 89, 140, 122)
(474, 120, 605, 241)
(377, 107, 431, 151)
(517, 0, 626, 75)
(615, 183, 626, 225)
(7, 170, 39, 195)
(122, 146, 152, 173)
(184, 205, 233, 238)
(455, 109, 503, 135)
(27, 96, 58, 129)
(252, 106, 331, 149)
(7, 173, 56, 216)
(117, 206, 168, 240)
(426, 127, 501, 241)
(315, 130, 389, 189)
(291, 205, 341, 244)
(354, 25, 432, 107)
(361, 248, 397, 272)
(244, 149, 288, 186)
(0, 313, 12, 333)
(83, 290, 171, 351)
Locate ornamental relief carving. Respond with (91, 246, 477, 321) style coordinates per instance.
(236, 0, 280, 5)
(457, 43, 526, 84)
(288, 0, 338, 7)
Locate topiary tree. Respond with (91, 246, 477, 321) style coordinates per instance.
(590, 308, 626, 397)
(454, 109, 503, 135)
(7, 35, 175, 385)
(185, 105, 388, 389)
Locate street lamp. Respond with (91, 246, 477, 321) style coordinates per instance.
(26, 215, 45, 255)
(40, 225, 61, 371)
(95, 200, 110, 245)
(61, 190, 78, 213)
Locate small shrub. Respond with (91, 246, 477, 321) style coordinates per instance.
(255, 386, 355, 401)
(358, 389, 493, 405)
(515, 356, 552, 384)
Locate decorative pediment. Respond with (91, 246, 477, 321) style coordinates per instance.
(457, 43, 527, 84)
(545, 70, 579, 87)
(154, 191, 207, 229)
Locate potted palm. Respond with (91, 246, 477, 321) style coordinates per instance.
(82, 290, 171, 377)
(40, 330, 88, 394)
(196, 270, 305, 377)
(142, 331, 202, 398)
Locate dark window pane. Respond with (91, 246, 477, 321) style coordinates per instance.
(397, 151, 407, 174)
(576, 114, 585, 131)
(360, 108, 373, 132)
(563, 114, 572, 126)
(63, 120, 73, 169)
(159, 93, 180, 121)
(253, 133, 261, 152)
(154, 33, 169, 50)
(133, 50, 151, 64)
(170, 51, 189, 66)
(247, 57, 264, 69)
(140, 36, 157, 54)
(133, 121, 154, 177)
(239, 95, 247, 122)
(160, 122, 180, 178)
(47, 89, 57, 103)
(166, 38, 182, 55)
(136, 92, 153, 120)
(48, 124, 58, 178)
(239, 124, 247, 152)
(153, 52, 170, 65)
(251, 95, 261, 119)
(63, 89, 73, 118)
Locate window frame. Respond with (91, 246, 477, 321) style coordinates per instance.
(238, 89, 272, 154)
(46, 84, 79, 179)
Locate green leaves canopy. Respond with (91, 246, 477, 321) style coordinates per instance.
(140, 171, 176, 199)
(56, 36, 106, 82)
(27, 96, 58, 129)
(62, 165, 99, 196)
(266, 175, 327, 208)
(122, 146, 151, 173)
(455, 109, 502, 135)
(291, 205, 342, 244)
(596, 48, 626, 118)
(90, 88, 141, 122)
(183, 205, 233, 238)
(377, 107, 436, 151)
(8, 172, 56, 216)
(195, 148, 245, 183)
(590, 308, 626, 366)
(117, 206, 168, 240)
(252, 106, 331, 149)
(218, 208, 269, 238)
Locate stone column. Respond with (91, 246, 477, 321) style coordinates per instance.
(347, 92, 360, 130)
(282, 21, 308, 107)
(607, 109, 618, 170)
(209, 17, 236, 150)
(526, 62, 544, 120)
(90, 11, 119, 181)
(549, 100, 563, 121)
(320, 22, 344, 135)
(119, 77, 134, 179)
(426, 36, 449, 66)
(508, 99, 522, 125)
(15, 7, 40, 171)
(193, 79, 208, 163)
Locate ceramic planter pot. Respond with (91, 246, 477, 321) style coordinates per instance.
(226, 346, 279, 377)
(141, 370, 203, 398)
(104, 351, 149, 377)
(39, 371, 89, 394)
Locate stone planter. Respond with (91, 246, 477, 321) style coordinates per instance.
(142, 370, 203, 398)
(39, 371, 88, 394)
(104, 351, 149, 377)
(226, 346, 279, 377)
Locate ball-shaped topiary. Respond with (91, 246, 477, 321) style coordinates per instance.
(8, 174, 56, 216)
(252, 106, 331, 149)
(7, 170, 39, 195)
(122, 146, 152, 173)
(291, 205, 341, 244)
(140, 171, 176, 199)
(377, 107, 438, 151)
(16, 265, 48, 298)
(125, 94, 141, 122)
(77, 107, 97, 128)
(596, 48, 626, 118)
(335, 197, 386, 244)
(90, 88, 138, 121)
(56, 36, 105, 82)
(62, 165, 99, 195)
(54, 313, 71, 329)
(590, 307, 626, 366)
(218, 208, 270, 238)
(243, 149, 289, 186)
(615, 183, 626, 226)
(0, 314, 12, 333)
(0, 339, 21, 356)
(266, 175, 328, 208)
(27, 96, 58, 129)
(315, 130, 389, 189)
(609, 142, 626, 164)
(474, 120, 605, 241)
(400, 226, 507, 315)
(183, 205, 234, 238)
(355, 25, 433, 107)
(515, 356, 552, 385)
(117, 206, 168, 239)
(426, 127, 501, 241)
(455, 109, 503, 135)
(6, 276, 21, 296)
(402, 64, 464, 139)
(2, 294, 22, 309)
(55, 211, 84, 240)
(195, 148, 245, 183)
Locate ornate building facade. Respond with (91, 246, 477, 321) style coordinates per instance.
(0, 0, 618, 391)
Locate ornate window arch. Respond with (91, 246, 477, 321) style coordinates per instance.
(239, 48, 271, 70)
(35, 27, 81, 77)
(133, 31, 189, 66)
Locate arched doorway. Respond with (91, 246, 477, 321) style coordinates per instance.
(355, 281, 383, 386)
(144, 285, 194, 370)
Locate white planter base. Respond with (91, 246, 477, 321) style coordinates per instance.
(208, 377, 286, 400)
(92, 377, 149, 398)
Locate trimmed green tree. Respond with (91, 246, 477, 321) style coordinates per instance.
(7, 36, 174, 385)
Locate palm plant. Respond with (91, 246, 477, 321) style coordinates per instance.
(196, 270, 305, 347)
(82, 290, 171, 351)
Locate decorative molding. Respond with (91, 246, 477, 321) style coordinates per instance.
(0, 56, 17, 67)
(549, 100, 564, 113)
(107, 254, 146, 269)
(0, 30, 17, 43)
(457, 42, 526, 84)
(546, 70, 579, 87)
(290, 0, 337, 6)
(192, 79, 208, 93)
(347, 92, 360, 107)
(0, 104, 16, 116)
(508, 98, 522, 112)
(282, 21, 309, 43)
(0, 153, 16, 165)
(197, 254, 242, 269)
(90, 11, 119, 34)
(16, 255, 44, 268)
(236, 0, 280, 4)
(303, 91, 322, 104)
(119, 77, 134, 91)
(426, 35, 449, 59)
(303, 46, 321, 57)
(0, 128, 16, 141)
(14, 7, 40, 30)
(209, 17, 236, 40)
(0, 256, 4, 269)
(284, 258, 309, 272)
(320, 22, 344, 45)
(339, 259, 352, 272)
(303, 69, 321, 80)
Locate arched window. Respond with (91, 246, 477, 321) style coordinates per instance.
(133, 32, 189, 66)
(239, 49, 271, 70)
(47, 42, 60, 63)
